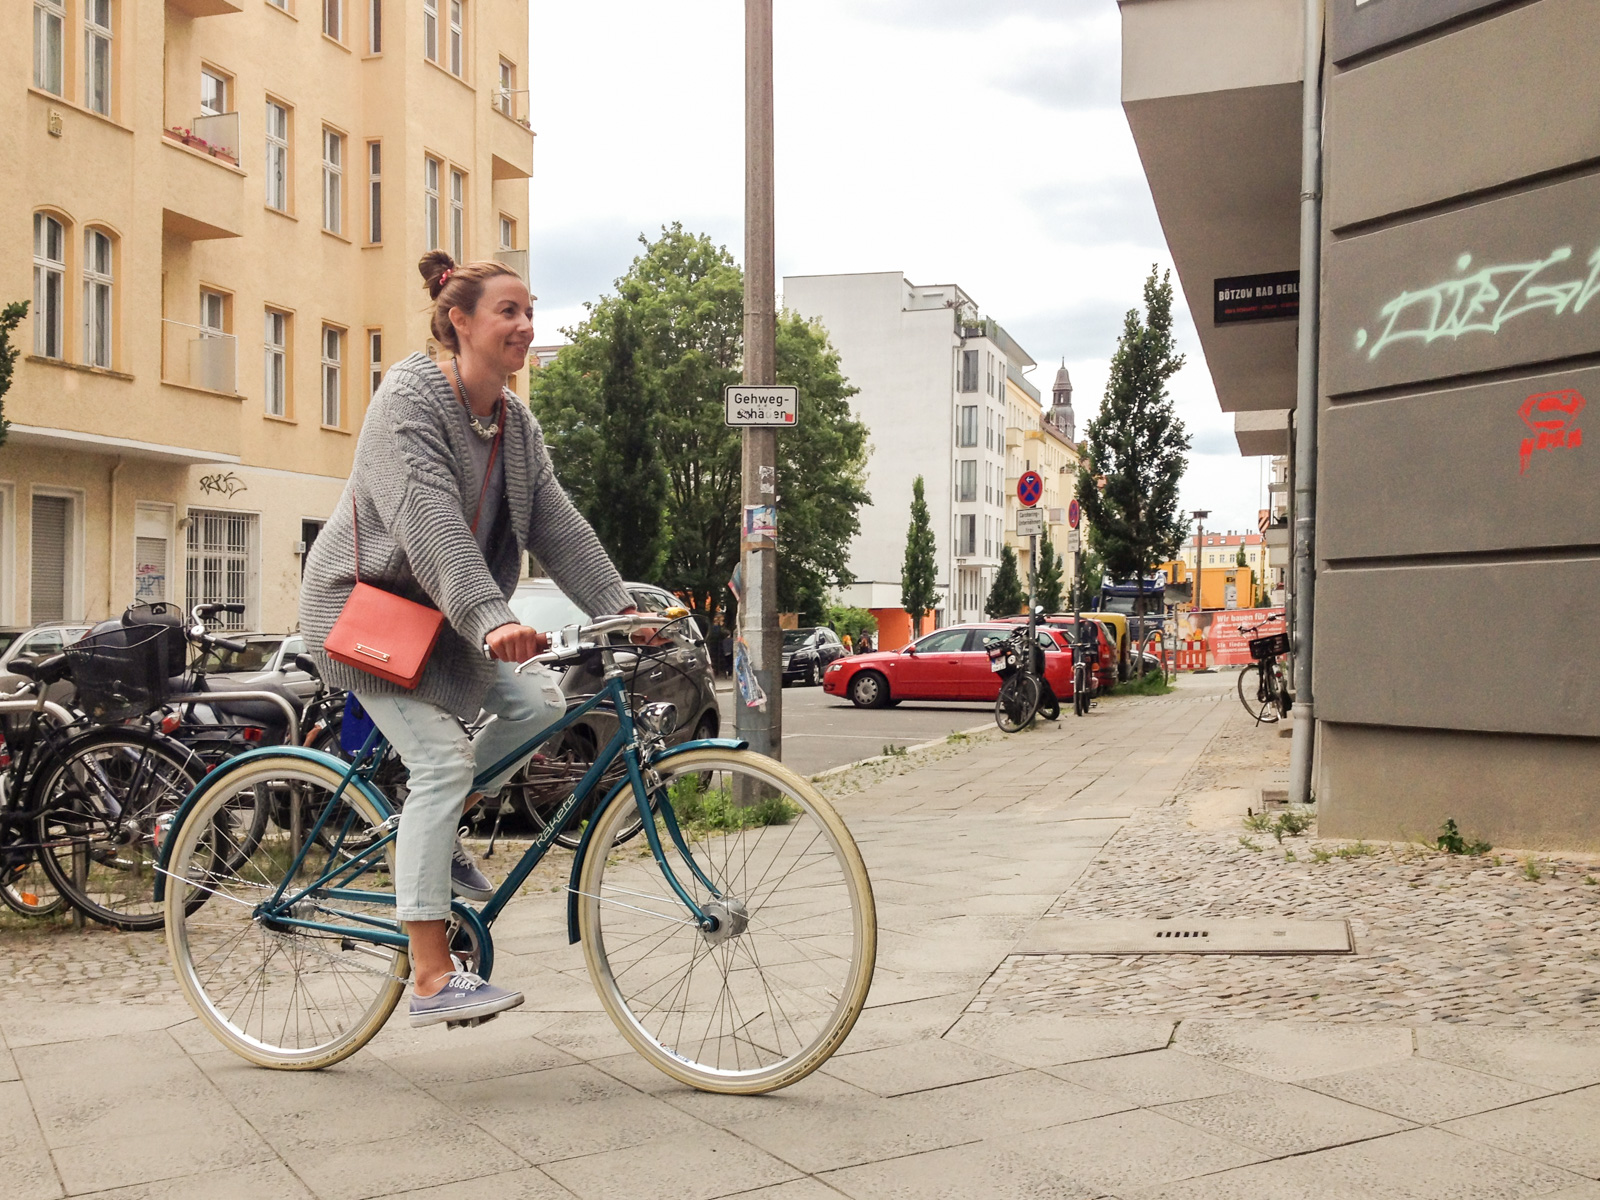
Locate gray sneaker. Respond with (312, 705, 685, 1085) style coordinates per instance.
(409, 969, 524, 1028)
(450, 836, 495, 901)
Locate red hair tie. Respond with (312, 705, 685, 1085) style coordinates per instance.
(439, 268, 452, 287)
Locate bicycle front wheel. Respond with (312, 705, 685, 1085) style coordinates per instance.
(34, 727, 204, 930)
(164, 754, 406, 1070)
(995, 674, 1040, 732)
(1237, 663, 1280, 724)
(577, 749, 875, 1094)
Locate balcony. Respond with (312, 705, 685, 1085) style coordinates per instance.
(490, 90, 534, 181)
(162, 321, 237, 395)
(162, 131, 243, 240)
(166, 0, 242, 14)
(494, 249, 530, 286)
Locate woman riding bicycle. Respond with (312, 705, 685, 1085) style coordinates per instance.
(300, 251, 643, 1029)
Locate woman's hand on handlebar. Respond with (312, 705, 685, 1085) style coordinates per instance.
(618, 606, 665, 646)
(485, 623, 549, 662)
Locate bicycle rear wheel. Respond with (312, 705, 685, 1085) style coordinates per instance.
(1, 841, 64, 917)
(34, 727, 203, 930)
(576, 749, 875, 1094)
(1073, 664, 1091, 716)
(995, 674, 1040, 732)
(164, 754, 405, 1070)
(1236, 663, 1280, 724)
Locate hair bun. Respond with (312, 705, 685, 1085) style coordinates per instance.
(418, 250, 458, 299)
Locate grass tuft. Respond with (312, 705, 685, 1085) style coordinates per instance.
(1435, 818, 1492, 856)
(1109, 672, 1175, 697)
(667, 775, 799, 833)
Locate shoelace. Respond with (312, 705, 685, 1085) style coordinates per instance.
(452, 841, 476, 868)
(443, 970, 485, 993)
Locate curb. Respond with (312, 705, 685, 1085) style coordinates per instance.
(808, 721, 995, 782)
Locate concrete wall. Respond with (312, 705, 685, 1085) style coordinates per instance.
(1315, 0, 1600, 849)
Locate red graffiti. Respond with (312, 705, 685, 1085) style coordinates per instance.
(1519, 389, 1584, 475)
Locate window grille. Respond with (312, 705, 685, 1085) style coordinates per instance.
(186, 510, 258, 631)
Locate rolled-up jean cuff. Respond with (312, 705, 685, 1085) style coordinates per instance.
(395, 905, 452, 923)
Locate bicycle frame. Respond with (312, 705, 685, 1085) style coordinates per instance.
(154, 663, 746, 961)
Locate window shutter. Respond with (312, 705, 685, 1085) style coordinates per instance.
(31, 496, 69, 622)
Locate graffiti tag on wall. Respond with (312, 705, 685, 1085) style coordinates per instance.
(198, 472, 248, 497)
(1356, 247, 1600, 359)
(1518, 389, 1584, 475)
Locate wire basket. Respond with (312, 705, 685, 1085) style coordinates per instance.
(1248, 632, 1290, 662)
(64, 625, 173, 722)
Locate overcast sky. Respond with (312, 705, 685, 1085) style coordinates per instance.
(526, 0, 1268, 537)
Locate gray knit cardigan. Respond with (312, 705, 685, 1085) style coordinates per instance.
(299, 352, 632, 718)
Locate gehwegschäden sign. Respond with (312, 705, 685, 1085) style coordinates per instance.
(724, 385, 799, 427)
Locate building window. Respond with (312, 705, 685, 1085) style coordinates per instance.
(957, 405, 977, 448)
(498, 214, 515, 250)
(497, 58, 515, 115)
(448, 0, 463, 74)
(32, 213, 65, 360)
(424, 155, 440, 249)
(323, 0, 342, 41)
(366, 140, 381, 242)
(321, 326, 343, 426)
(959, 348, 978, 393)
(299, 518, 324, 578)
(200, 68, 228, 117)
(958, 514, 977, 557)
(200, 289, 227, 336)
(186, 509, 258, 632)
(322, 129, 343, 234)
(265, 101, 289, 211)
(267, 0, 287, 8)
(448, 168, 464, 262)
(84, 0, 113, 116)
(33, 0, 64, 95)
(422, 0, 437, 61)
(368, 0, 381, 52)
(956, 459, 977, 503)
(31, 494, 73, 623)
(82, 229, 113, 369)
(264, 309, 288, 417)
(367, 329, 382, 397)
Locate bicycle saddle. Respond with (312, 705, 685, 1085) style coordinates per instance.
(8, 653, 71, 685)
(184, 675, 301, 726)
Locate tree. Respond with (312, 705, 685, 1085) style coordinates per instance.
(530, 225, 870, 625)
(900, 475, 938, 636)
(588, 305, 667, 579)
(1078, 547, 1106, 604)
(0, 301, 28, 449)
(1236, 545, 1248, 567)
(986, 545, 1026, 618)
(1036, 530, 1064, 613)
(1076, 266, 1191, 639)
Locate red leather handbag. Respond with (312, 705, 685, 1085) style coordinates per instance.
(325, 423, 502, 689)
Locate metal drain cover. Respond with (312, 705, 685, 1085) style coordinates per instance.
(1013, 918, 1353, 956)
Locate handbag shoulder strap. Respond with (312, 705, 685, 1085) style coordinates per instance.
(349, 414, 503, 586)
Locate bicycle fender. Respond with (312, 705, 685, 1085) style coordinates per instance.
(152, 746, 394, 902)
(653, 737, 748, 762)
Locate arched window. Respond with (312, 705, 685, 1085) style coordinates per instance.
(32, 212, 66, 359)
(83, 228, 114, 368)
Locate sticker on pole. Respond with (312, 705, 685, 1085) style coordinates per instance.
(1067, 498, 1081, 529)
(1016, 508, 1045, 537)
(724, 385, 798, 427)
(1017, 470, 1044, 508)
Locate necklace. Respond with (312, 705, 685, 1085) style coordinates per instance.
(450, 358, 501, 440)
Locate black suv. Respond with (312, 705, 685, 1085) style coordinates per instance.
(782, 627, 847, 687)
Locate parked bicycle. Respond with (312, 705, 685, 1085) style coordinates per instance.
(1237, 622, 1292, 724)
(1071, 619, 1098, 717)
(157, 613, 877, 1093)
(988, 608, 1058, 731)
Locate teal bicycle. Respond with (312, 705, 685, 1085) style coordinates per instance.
(156, 614, 876, 1094)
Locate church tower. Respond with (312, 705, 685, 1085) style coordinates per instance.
(1050, 361, 1076, 442)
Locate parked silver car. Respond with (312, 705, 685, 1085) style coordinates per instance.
(0, 623, 93, 705)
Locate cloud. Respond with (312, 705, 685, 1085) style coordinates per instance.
(1021, 175, 1165, 251)
(853, 0, 1108, 31)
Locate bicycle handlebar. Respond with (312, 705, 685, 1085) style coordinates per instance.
(490, 612, 674, 672)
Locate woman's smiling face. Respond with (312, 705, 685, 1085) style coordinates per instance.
(452, 274, 534, 375)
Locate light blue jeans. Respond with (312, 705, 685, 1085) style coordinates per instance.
(357, 662, 567, 922)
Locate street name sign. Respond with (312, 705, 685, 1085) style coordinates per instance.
(1067, 529, 1081, 553)
(724, 385, 798, 427)
(1016, 508, 1045, 537)
(1017, 470, 1044, 508)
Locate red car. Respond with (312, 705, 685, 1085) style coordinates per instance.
(823, 622, 1080, 709)
(1001, 615, 1117, 693)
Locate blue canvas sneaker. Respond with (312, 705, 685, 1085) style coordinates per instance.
(409, 969, 524, 1028)
(450, 836, 495, 901)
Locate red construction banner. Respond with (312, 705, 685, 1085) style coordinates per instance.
(1205, 607, 1287, 666)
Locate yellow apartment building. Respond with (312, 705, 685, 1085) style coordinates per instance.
(7, 0, 532, 633)
(1002, 362, 1082, 600)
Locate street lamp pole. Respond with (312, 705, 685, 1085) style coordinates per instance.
(738, 0, 781, 765)
(1191, 508, 1210, 670)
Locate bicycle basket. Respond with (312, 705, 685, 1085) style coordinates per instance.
(1248, 632, 1290, 662)
(64, 625, 173, 722)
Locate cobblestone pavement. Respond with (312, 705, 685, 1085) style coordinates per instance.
(973, 703, 1600, 1027)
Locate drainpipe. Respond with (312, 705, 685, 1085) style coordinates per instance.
(1289, 0, 1325, 807)
(107, 457, 125, 620)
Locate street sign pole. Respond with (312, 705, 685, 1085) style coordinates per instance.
(1027, 534, 1037, 612)
(738, 0, 780, 781)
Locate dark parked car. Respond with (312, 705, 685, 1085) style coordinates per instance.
(782, 627, 847, 687)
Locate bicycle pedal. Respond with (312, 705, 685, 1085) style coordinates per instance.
(444, 1012, 500, 1031)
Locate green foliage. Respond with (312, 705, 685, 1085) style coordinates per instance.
(1077, 547, 1105, 607)
(1243, 811, 1274, 834)
(1236, 545, 1248, 567)
(1035, 530, 1065, 612)
(1434, 819, 1491, 855)
(1522, 857, 1542, 881)
(1110, 672, 1174, 697)
(1244, 806, 1315, 842)
(0, 300, 29, 448)
(946, 731, 969, 744)
(667, 774, 798, 832)
(530, 225, 869, 620)
(901, 475, 939, 630)
(881, 743, 907, 757)
(1334, 841, 1376, 859)
(824, 605, 877, 643)
(1239, 836, 1263, 852)
(985, 544, 1026, 618)
(589, 304, 667, 579)
(1076, 268, 1191, 613)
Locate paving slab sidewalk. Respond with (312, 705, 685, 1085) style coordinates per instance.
(2, 674, 1596, 1198)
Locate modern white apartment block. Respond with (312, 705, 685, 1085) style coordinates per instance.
(782, 271, 1038, 645)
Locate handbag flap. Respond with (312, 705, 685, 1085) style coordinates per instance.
(325, 582, 445, 688)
